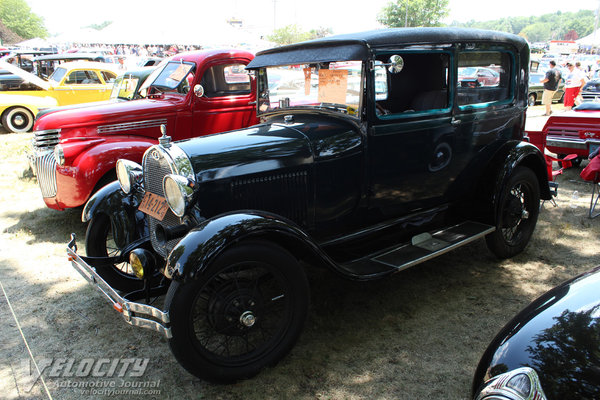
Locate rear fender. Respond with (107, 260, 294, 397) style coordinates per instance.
(165, 211, 333, 282)
(466, 141, 549, 224)
(82, 181, 146, 249)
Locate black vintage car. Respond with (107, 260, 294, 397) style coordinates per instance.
(67, 28, 550, 382)
(472, 266, 600, 400)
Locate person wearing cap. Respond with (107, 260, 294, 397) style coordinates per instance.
(539, 60, 561, 116)
(563, 62, 586, 111)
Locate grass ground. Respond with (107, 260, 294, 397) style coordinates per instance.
(0, 109, 598, 399)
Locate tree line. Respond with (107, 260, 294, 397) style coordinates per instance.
(0, 0, 596, 46)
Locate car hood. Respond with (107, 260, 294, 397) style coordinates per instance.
(175, 114, 361, 182)
(34, 97, 181, 132)
(35, 99, 124, 119)
(472, 266, 600, 399)
(0, 59, 50, 90)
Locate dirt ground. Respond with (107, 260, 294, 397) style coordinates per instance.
(1, 106, 598, 400)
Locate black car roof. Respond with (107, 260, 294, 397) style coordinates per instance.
(248, 28, 528, 69)
(33, 53, 106, 62)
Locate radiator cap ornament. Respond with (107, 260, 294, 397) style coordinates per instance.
(158, 124, 172, 148)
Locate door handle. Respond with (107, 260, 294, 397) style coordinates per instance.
(248, 101, 257, 105)
(451, 118, 462, 126)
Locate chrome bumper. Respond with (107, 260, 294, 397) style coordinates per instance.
(66, 235, 172, 338)
(546, 136, 600, 152)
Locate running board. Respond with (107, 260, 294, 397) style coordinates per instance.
(338, 221, 495, 279)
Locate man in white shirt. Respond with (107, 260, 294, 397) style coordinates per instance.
(563, 62, 586, 111)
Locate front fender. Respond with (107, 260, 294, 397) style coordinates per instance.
(166, 211, 327, 282)
(82, 181, 145, 248)
(56, 137, 157, 207)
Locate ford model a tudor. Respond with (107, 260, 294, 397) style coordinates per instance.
(67, 28, 550, 382)
(31, 49, 258, 210)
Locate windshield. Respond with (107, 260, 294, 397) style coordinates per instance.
(144, 60, 195, 95)
(48, 67, 67, 84)
(257, 61, 363, 118)
(110, 75, 142, 100)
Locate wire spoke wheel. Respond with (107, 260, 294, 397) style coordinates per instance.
(191, 262, 289, 362)
(167, 240, 309, 382)
(86, 213, 144, 291)
(486, 167, 540, 259)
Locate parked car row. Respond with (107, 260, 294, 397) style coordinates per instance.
(0, 60, 119, 132)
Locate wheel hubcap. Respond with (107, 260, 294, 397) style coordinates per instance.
(14, 115, 24, 125)
(240, 311, 256, 327)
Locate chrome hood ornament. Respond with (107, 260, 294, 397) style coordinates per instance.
(158, 124, 172, 148)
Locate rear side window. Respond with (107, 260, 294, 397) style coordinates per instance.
(201, 63, 251, 97)
(101, 71, 116, 83)
(457, 51, 511, 106)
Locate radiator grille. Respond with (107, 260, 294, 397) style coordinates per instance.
(35, 152, 57, 197)
(143, 148, 181, 258)
(547, 128, 579, 137)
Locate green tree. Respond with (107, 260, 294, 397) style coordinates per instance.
(519, 22, 553, 42)
(0, 0, 47, 39)
(267, 24, 311, 46)
(377, 0, 449, 28)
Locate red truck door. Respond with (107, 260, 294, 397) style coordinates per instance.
(190, 59, 258, 137)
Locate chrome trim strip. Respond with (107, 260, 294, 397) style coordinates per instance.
(98, 119, 168, 134)
(67, 244, 172, 338)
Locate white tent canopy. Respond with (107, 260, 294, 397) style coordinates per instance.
(48, 21, 269, 48)
(577, 29, 600, 47)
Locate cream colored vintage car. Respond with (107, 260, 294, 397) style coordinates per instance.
(0, 60, 118, 132)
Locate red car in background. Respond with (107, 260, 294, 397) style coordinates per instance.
(458, 67, 500, 87)
(544, 102, 600, 166)
(31, 49, 258, 210)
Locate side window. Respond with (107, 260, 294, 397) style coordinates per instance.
(374, 52, 450, 116)
(457, 51, 511, 106)
(65, 70, 101, 85)
(201, 63, 251, 97)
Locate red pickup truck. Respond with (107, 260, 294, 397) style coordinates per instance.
(30, 49, 258, 210)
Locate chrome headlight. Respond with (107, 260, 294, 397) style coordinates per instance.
(163, 174, 195, 217)
(475, 367, 547, 400)
(116, 159, 143, 194)
(53, 144, 65, 166)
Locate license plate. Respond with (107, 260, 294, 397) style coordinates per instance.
(139, 192, 169, 221)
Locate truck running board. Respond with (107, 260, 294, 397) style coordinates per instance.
(339, 221, 495, 279)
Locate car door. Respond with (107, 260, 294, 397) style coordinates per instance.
(53, 68, 112, 105)
(188, 59, 259, 139)
(368, 50, 463, 216)
(453, 46, 523, 181)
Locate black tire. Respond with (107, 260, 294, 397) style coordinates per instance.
(166, 240, 310, 383)
(2, 106, 34, 133)
(486, 167, 540, 259)
(527, 93, 536, 106)
(85, 213, 144, 292)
